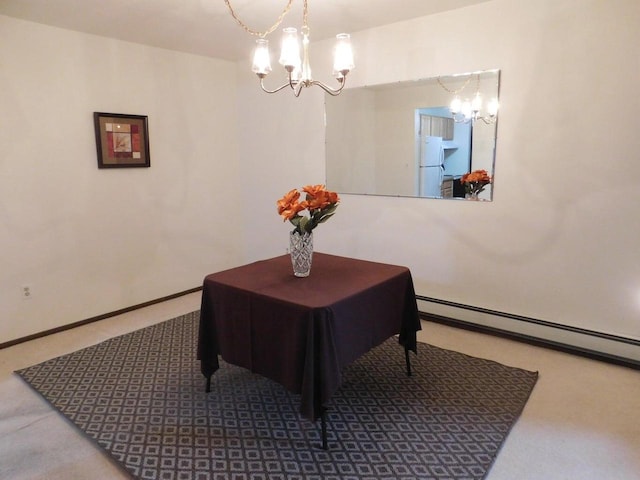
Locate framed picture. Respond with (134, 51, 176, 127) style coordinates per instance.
(93, 112, 150, 168)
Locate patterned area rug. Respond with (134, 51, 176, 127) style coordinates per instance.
(16, 311, 537, 480)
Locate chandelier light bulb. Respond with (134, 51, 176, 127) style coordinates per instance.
(487, 98, 499, 117)
(333, 33, 354, 76)
(300, 32, 312, 82)
(450, 96, 462, 114)
(471, 92, 482, 113)
(279, 27, 301, 70)
(252, 39, 272, 75)
(461, 100, 473, 120)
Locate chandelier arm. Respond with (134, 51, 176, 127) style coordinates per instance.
(452, 115, 496, 125)
(292, 80, 306, 97)
(452, 114, 469, 124)
(310, 77, 347, 97)
(287, 72, 300, 91)
(224, 0, 295, 37)
(258, 77, 293, 94)
(479, 116, 497, 125)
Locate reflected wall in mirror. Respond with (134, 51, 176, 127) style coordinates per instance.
(325, 69, 500, 200)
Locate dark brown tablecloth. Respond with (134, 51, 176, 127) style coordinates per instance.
(197, 252, 421, 421)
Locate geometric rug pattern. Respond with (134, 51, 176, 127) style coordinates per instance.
(16, 311, 538, 480)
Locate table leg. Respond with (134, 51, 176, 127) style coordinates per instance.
(405, 348, 412, 377)
(321, 409, 328, 450)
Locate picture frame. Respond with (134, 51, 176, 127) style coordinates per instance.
(93, 112, 150, 168)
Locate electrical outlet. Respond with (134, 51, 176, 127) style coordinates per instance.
(22, 285, 32, 300)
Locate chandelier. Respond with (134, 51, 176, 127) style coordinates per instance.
(437, 74, 499, 124)
(224, 0, 354, 97)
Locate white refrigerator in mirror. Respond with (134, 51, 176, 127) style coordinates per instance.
(419, 136, 445, 197)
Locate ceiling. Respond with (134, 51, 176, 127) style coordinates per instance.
(0, 0, 490, 61)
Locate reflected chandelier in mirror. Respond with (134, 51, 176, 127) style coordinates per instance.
(325, 69, 500, 200)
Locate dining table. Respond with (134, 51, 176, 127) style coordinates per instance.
(197, 252, 422, 449)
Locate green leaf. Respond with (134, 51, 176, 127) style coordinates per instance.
(324, 204, 338, 215)
(299, 217, 310, 232)
(316, 212, 335, 224)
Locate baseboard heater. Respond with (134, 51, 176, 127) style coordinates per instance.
(416, 295, 640, 370)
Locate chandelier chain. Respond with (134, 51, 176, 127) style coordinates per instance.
(302, 0, 309, 33)
(437, 75, 472, 95)
(223, 0, 295, 37)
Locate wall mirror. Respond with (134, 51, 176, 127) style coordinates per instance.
(325, 69, 500, 200)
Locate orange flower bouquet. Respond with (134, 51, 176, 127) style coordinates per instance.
(277, 185, 340, 235)
(460, 169, 492, 197)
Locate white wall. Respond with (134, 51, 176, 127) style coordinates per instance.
(325, 88, 376, 194)
(2, 0, 639, 362)
(0, 16, 243, 343)
(237, 0, 640, 360)
(235, 71, 327, 262)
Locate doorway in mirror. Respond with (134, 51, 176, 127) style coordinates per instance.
(417, 109, 471, 198)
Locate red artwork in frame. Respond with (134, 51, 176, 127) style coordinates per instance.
(93, 112, 150, 168)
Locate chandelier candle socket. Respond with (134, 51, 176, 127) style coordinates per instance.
(278, 27, 301, 72)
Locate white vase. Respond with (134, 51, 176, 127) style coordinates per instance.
(289, 231, 313, 277)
